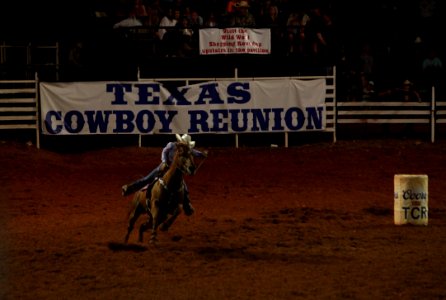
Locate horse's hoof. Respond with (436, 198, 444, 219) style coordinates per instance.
(183, 205, 195, 216)
(138, 235, 143, 243)
(171, 235, 182, 242)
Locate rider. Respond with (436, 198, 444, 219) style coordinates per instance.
(121, 134, 207, 216)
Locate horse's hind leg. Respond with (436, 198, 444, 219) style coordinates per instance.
(138, 216, 152, 243)
(125, 210, 139, 243)
(124, 193, 144, 243)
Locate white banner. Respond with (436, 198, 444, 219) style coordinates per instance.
(40, 79, 326, 135)
(199, 28, 271, 55)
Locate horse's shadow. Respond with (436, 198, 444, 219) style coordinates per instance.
(107, 241, 148, 252)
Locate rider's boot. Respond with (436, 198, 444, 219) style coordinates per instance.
(122, 181, 145, 196)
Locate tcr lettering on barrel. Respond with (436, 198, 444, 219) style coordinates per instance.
(401, 206, 428, 220)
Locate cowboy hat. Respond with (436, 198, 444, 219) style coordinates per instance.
(176, 134, 196, 148)
(235, 1, 250, 8)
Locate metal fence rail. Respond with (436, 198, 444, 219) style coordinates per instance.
(336, 89, 440, 142)
(337, 101, 431, 123)
(0, 73, 40, 148)
(436, 101, 446, 124)
(2, 68, 446, 149)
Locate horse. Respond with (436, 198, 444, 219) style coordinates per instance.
(124, 142, 197, 244)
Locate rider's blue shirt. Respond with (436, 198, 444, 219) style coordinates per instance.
(161, 142, 205, 166)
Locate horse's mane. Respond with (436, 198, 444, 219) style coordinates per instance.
(174, 142, 190, 156)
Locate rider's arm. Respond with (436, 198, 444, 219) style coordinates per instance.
(161, 142, 175, 164)
(192, 148, 207, 158)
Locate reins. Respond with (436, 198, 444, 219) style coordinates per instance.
(195, 155, 207, 173)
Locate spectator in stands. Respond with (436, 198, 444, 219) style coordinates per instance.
(255, 0, 271, 21)
(66, 41, 88, 80)
(174, 16, 196, 57)
(68, 41, 85, 67)
(226, 0, 239, 14)
(357, 42, 376, 99)
(219, 0, 238, 25)
(285, 8, 309, 57)
(228, 0, 256, 27)
(157, 6, 180, 56)
(379, 79, 422, 102)
(204, 11, 219, 28)
(189, 9, 204, 27)
(259, 4, 285, 55)
(189, 9, 203, 49)
(307, 6, 335, 66)
(137, 5, 161, 56)
(337, 45, 361, 102)
(157, 6, 179, 40)
(361, 79, 376, 101)
(113, 6, 143, 29)
(143, 5, 161, 28)
(182, 6, 192, 22)
(284, 10, 297, 56)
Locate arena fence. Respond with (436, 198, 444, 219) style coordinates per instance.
(137, 67, 336, 147)
(0, 73, 40, 148)
(433, 89, 446, 143)
(336, 86, 441, 143)
(2, 71, 445, 148)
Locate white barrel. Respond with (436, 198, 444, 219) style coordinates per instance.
(394, 174, 428, 225)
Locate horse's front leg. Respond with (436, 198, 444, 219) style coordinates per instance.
(159, 206, 181, 232)
(150, 198, 160, 244)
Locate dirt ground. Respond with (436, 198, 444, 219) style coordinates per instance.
(1, 138, 446, 299)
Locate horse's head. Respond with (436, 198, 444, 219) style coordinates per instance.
(175, 143, 196, 175)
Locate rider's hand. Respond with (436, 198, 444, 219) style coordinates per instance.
(160, 162, 168, 172)
(203, 150, 208, 157)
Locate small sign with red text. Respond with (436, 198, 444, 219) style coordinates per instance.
(199, 28, 271, 55)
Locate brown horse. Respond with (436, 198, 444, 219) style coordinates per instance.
(124, 143, 197, 244)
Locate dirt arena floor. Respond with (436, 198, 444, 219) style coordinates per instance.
(1, 138, 446, 299)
